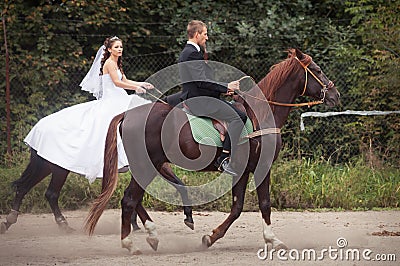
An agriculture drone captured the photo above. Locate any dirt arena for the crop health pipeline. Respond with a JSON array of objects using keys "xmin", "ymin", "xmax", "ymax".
[{"xmin": 0, "ymin": 209, "xmax": 399, "ymax": 265}]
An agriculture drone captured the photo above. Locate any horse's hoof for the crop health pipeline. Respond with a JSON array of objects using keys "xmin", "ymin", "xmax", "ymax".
[
  {"xmin": 275, "ymin": 243, "xmax": 289, "ymax": 250},
  {"xmin": 130, "ymin": 249, "xmax": 142, "ymax": 255},
  {"xmin": 6, "ymin": 210, "xmax": 18, "ymax": 224},
  {"xmin": 58, "ymin": 222, "xmax": 75, "ymax": 234},
  {"xmin": 0, "ymin": 222, "xmax": 7, "ymax": 234},
  {"xmin": 146, "ymin": 236, "xmax": 159, "ymax": 251},
  {"xmin": 122, "ymin": 238, "xmax": 142, "ymax": 255},
  {"xmin": 184, "ymin": 220, "xmax": 194, "ymax": 230},
  {"xmin": 63, "ymin": 226, "xmax": 75, "ymax": 234},
  {"xmin": 202, "ymin": 235, "xmax": 212, "ymax": 248}
]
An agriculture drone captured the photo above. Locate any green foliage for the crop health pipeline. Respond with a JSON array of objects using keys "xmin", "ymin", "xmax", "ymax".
[
  {"xmin": 344, "ymin": 0, "xmax": 400, "ymax": 107},
  {"xmin": 338, "ymin": 0, "xmax": 400, "ymax": 164}
]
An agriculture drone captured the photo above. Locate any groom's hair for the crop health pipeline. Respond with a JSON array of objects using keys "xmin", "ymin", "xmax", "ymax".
[{"xmin": 187, "ymin": 20, "xmax": 206, "ymax": 39}]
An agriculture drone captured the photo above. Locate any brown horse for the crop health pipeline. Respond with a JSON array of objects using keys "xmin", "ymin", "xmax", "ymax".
[{"xmin": 85, "ymin": 48, "xmax": 340, "ymax": 254}]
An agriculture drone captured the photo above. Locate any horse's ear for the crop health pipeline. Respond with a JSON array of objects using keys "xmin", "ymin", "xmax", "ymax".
[
  {"xmin": 287, "ymin": 48, "xmax": 296, "ymax": 58},
  {"xmin": 295, "ymin": 48, "xmax": 304, "ymax": 60}
]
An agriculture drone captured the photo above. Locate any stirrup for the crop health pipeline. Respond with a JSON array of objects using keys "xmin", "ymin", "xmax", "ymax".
[{"xmin": 215, "ymin": 157, "xmax": 230, "ymax": 172}]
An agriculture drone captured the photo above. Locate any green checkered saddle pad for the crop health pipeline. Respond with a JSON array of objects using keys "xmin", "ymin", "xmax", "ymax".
[{"xmin": 185, "ymin": 113, "xmax": 254, "ymax": 147}]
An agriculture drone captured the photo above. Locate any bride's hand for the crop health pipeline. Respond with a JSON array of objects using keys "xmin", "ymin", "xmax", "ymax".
[
  {"xmin": 139, "ymin": 82, "xmax": 154, "ymax": 90},
  {"xmin": 136, "ymin": 86, "xmax": 147, "ymax": 94}
]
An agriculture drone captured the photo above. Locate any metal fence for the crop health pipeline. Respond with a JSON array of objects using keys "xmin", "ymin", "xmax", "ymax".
[{"xmin": 3, "ymin": 49, "xmax": 399, "ymax": 166}]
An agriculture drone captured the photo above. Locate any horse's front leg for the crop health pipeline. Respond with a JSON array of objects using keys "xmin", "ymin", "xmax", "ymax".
[
  {"xmin": 256, "ymin": 171, "xmax": 288, "ymax": 250},
  {"xmin": 202, "ymin": 172, "xmax": 249, "ymax": 248}
]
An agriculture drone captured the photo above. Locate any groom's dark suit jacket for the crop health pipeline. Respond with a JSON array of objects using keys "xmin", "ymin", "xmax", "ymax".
[{"xmin": 178, "ymin": 43, "xmax": 228, "ymax": 114}]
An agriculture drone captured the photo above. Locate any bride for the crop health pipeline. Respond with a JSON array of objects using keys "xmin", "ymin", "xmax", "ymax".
[{"xmin": 24, "ymin": 36, "xmax": 153, "ymax": 183}]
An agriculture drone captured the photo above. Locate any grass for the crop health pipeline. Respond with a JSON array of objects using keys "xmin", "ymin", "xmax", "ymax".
[
  {"xmin": 271, "ymin": 157, "xmax": 400, "ymax": 210},
  {"xmin": 0, "ymin": 152, "xmax": 398, "ymax": 215}
]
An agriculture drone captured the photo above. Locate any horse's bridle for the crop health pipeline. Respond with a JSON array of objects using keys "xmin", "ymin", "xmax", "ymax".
[
  {"xmin": 294, "ymin": 56, "xmax": 333, "ymax": 103},
  {"xmin": 237, "ymin": 56, "xmax": 334, "ymax": 108},
  {"xmin": 240, "ymin": 56, "xmax": 335, "ymax": 140}
]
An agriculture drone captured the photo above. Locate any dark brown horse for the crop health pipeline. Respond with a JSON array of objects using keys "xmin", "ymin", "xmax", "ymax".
[{"xmin": 85, "ymin": 48, "xmax": 340, "ymax": 254}]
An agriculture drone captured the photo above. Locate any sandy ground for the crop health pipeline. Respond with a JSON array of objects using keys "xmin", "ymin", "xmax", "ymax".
[{"xmin": 0, "ymin": 209, "xmax": 399, "ymax": 266}]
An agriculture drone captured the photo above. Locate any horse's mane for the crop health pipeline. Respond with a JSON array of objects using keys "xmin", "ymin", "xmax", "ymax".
[
  {"xmin": 257, "ymin": 49, "xmax": 312, "ymax": 102},
  {"xmin": 238, "ymin": 49, "xmax": 312, "ymax": 130}
]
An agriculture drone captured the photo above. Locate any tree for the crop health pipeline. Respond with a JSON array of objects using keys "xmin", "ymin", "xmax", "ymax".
[{"xmin": 341, "ymin": 0, "xmax": 400, "ymax": 165}]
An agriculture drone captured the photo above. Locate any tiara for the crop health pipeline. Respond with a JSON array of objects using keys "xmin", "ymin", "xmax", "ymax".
[{"xmin": 110, "ymin": 36, "xmax": 119, "ymax": 40}]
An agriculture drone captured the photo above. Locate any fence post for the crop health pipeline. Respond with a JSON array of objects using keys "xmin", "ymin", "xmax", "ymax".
[{"xmin": 2, "ymin": 15, "xmax": 12, "ymax": 164}]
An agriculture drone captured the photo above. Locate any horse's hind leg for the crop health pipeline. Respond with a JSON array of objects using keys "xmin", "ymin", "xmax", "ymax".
[
  {"xmin": 121, "ymin": 176, "xmax": 150, "ymax": 254},
  {"xmin": 1, "ymin": 150, "xmax": 51, "ymax": 234},
  {"xmin": 135, "ymin": 203, "xmax": 159, "ymax": 251},
  {"xmin": 119, "ymin": 166, "xmax": 141, "ymax": 231},
  {"xmin": 46, "ymin": 164, "xmax": 74, "ymax": 233},
  {"xmin": 159, "ymin": 163, "xmax": 194, "ymax": 230},
  {"xmin": 121, "ymin": 174, "xmax": 158, "ymax": 254},
  {"xmin": 130, "ymin": 210, "xmax": 141, "ymax": 231}
]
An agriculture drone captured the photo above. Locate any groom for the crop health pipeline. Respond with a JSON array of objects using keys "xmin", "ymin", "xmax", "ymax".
[{"xmin": 178, "ymin": 20, "xmax": 247, "ymax": 176}]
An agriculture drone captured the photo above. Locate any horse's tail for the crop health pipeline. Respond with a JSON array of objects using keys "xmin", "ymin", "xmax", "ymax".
[{"xmin": 84, "ymin": 112, "xmax": 125, "ymax": 235}]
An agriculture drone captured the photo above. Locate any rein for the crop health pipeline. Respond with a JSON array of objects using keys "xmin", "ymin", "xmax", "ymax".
[
  {"xmin": 236, "ymin": 89, "xmax": 323, "ymax": 108},
  {"xmin": 141, "ymin": 86, "xmax": 169, "ymax": 104}
]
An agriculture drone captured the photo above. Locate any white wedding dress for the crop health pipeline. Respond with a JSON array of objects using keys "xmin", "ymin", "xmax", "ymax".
[{"xmin": 24, "ymin": 70, "xmax": 151, "ymax": 183}]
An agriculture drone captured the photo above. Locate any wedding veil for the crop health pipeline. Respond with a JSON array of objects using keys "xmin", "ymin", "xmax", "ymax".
[{"xmin": 80, "ymin": 45, "xmax": 105, "ymax": 99}]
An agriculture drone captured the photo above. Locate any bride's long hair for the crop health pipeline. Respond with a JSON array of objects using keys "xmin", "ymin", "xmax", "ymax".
[{"xmin": 100, "ymin": 36, "xmax": 124, "ymax": 75}]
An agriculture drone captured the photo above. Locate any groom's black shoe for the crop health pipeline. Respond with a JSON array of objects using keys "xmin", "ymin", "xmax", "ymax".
[{"xmin": 215, "ymin": 157, "xmax": 238, "ymax": 176}]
